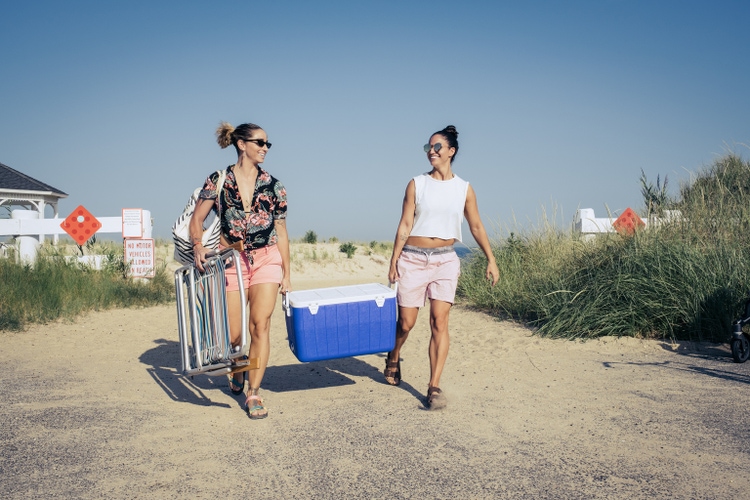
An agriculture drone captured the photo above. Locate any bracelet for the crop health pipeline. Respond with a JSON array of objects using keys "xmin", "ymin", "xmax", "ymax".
[{"xmin": 192, "ymin": 241, "xmax": 203, "ymax": 248}]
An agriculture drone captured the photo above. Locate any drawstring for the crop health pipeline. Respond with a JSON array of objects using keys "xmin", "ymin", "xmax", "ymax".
[{"xmin": 402, "ymin": 245, "xmax": 454, "ymax": 268}]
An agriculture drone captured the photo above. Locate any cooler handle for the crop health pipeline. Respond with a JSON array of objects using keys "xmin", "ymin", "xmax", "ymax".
[
  {"xmin": 282, "ymin": 292, "xmax": 290, "ymax": 317},
  {"xmin": 377, "ymin": 281, "xmax": 397, "ymax": 308}
]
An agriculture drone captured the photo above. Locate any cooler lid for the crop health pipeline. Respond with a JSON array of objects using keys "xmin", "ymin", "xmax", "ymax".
[{"xmin": 286, "ymin": 283, "xmax": 395, "ymax": 308}]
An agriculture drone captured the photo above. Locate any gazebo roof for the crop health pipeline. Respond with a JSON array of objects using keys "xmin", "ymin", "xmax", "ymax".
[{"xmin": 0, "ymin": 161, "xmax": 67, "ymax": 198}]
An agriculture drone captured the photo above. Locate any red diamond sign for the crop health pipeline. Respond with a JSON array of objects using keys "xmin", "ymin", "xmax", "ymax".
[
  {"xmin": 61, "ymin": 205, "xmax": 102, "ymax": 245},
  {"xmin": 612, "ymin": 207, "xmax": 645, "ymax": 235}
]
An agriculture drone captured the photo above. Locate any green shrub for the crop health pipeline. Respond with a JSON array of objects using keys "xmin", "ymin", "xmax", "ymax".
[
  {"xmin": 339, "ymin": 242, "xmax": 356, "ymax": 259},
  {"xmin": 303, "ymin": 230, "xmax": 317, "ymax": 244}
]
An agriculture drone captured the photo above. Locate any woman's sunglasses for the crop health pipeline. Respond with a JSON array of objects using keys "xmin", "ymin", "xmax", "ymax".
[
  {"xmin": 243, "ymin": 138, "xmax": 272, "ymax": 149},
  {"xmin": 423, "ymin": 143, "xmax": 443, "ymax": 153}
]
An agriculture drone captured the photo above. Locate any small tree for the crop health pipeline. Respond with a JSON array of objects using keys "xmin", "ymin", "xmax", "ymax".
[{"xmin": 303, "ymin": 230, "xmax": 317, "ymax": 244}]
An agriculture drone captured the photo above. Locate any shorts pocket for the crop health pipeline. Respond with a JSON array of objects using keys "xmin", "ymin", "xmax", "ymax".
[{"xmin": 269, "ymin": 247, "xmax": 283, "ymax": 266}]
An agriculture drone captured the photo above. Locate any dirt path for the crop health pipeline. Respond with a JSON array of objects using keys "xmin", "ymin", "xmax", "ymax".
[{"xmin": 2, "ymin": 285, "xmax": 750, "ymax": 499}]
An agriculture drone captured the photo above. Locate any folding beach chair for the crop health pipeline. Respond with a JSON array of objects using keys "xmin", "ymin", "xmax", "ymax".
[{"xmin": 174, "ymin": 248, "xmax": 257, "ymax": 377}]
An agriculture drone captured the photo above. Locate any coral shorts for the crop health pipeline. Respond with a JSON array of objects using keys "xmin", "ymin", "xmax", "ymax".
[
  {"xmin": 395, "ymin": 245, "xmax": 460, "ymax": 308},
  {"xmin": 223, "ymin": 244, "xmax": 283, "ymax": 292}
]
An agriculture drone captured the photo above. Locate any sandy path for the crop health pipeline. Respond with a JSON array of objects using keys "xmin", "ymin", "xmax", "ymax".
[{"xmin": 2, "ymin": 246, "xmax": 750, "ymax": 499}]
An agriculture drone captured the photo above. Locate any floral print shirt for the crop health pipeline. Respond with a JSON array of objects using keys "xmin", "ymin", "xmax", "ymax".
[{"xmin": 199, "ymin": 164, "xmax": 287, "ymax": 254}]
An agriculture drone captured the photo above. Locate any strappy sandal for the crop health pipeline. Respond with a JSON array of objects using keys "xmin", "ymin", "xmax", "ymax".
[
  {"xmin": 427, "ymin": 386, "xmax": 447, "ymax": 410},
  {"xmin": 227, "ymin": 355, "xmax": 247, "ymax": 395},
  {"xmin": 245, "ymin": 389, "xmax": 268, "ymax": 420},
  {"xmin": 384, "ymin": 358, "xmax": 401, "ymax": 386},
  {"xmin": 227, "ymin": 373, "xmax": 245, "ymax": 395}
]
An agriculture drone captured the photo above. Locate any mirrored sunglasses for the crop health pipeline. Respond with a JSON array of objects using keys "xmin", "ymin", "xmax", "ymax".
[{"xmin": 423, "ymin": 143, "xmax": 443, "ymax": 153}]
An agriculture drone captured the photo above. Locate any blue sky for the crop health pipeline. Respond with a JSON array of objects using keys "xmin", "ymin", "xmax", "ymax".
[{"xmin": 1, "ymin": 0, "xmax": 748, "ymax": 245}]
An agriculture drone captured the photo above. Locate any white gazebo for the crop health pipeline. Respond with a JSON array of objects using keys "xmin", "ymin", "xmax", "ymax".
[{"xmin": 0, "ymin": 161, "xmax": 68, "ymax": 244}]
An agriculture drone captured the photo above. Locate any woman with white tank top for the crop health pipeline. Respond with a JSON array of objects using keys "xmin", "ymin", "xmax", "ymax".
[{"xmin": 385, "ymin": 125, "xmax": 500, "ymax": 410}]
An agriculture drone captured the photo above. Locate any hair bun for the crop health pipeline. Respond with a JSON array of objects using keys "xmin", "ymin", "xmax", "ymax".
[
  {"xmin": 216, "ymin": 121, "xmax": 236, "ymax": 149},
  {"xmin": 442, "ymin": 125, "xmax": 458, "ymax": 137}
]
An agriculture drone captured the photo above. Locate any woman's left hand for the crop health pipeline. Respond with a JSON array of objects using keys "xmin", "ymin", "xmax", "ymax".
[
  {"xmin": 279, "ymin": 277, "xmax": 292, "ymax": 295},
  {"xmin": 486, "ymin": 262, "xmax": 500, "ymax": 286}
]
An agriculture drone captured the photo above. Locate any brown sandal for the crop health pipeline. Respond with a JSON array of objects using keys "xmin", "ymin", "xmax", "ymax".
[
  {"xmin": 384, "ymin": 358, "xmax": 401, "ymax": 386},
  {"xmin": 427, "ymin": 386, "xmax": 447, "ymax": 410}
]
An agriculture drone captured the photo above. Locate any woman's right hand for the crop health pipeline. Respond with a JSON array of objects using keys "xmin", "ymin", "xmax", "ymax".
[{"xmin": 193, "ymin": 243, "xmax": 210, "ymax": 272}]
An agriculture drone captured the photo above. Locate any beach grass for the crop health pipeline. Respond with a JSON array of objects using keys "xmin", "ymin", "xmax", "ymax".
[
  {"xmin": 291, "ymin": 240, "xmax": 392, "ymax": 264},
  {"xmin": 0, "ymin": 242, "xmax": 173, "ymax": 331},
  {"xmin": 458, "ymin": 152, "xmax": 750, "ymax": 342}
]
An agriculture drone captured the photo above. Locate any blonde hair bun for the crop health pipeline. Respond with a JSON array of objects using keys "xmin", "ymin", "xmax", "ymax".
[{"xmin": 216, "ymin": 121, "xmax": 235, "ymax": 149}]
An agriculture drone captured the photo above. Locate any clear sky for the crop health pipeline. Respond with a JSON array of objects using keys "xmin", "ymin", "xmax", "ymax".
[{"xmin": 1, "ymin": 0, "xmax": 748, "ymax": 245}]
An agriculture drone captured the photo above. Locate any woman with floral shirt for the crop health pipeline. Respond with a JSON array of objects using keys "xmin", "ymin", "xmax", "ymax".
[{"xmin": 190, "ymin": 121, "xmax": 290, "ymax": 420}]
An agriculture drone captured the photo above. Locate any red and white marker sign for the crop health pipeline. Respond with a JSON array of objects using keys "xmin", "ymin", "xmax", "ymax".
[{"xmin": 60, "ymin": 205, "xmax": 102, "ymax": 245}]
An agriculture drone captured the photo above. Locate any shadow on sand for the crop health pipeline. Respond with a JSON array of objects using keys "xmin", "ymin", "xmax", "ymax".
[{"xmin": 139, "ymin": 340, "xmax": 426, "ymax": 406}]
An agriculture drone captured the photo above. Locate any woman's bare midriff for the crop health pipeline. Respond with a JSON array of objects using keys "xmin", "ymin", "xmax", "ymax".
[{"xmin": 405, "ymin": 236, "xmax": 456, "ymax": 248}]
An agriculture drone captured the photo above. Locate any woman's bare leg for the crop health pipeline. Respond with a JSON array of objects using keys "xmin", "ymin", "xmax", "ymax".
[
  {"xmin": 225, "ymin": 290, "xmax": 246, "ymax": 392},
  {"xmin": 226, "ymin": 290, "xmax": 244, "ymax": 349},
  {"xmin": 245, "ymin": 282, "xmax": 279, "ymax": 417},
  {"xmin": 384, "ymin": 306, "xmax": 419, "ymax": 384},
  {"xmin": 427, "ymin": 299, "xmax": 452, "ymax": 397}
]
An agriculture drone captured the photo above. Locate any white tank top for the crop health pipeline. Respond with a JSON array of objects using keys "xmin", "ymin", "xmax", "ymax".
[{"xmin": 410, "ymin": 172, "xmax": 469, "ymax": 242}]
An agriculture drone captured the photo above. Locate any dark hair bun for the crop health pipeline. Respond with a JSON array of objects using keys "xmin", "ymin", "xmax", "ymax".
[{"xmin": 442, "ymin": 125, "xmax": 458, "ymax": 137}]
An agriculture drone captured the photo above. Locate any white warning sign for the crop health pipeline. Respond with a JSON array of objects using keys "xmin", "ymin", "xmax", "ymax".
[{"xmin": 124, "ymin": 238, "xmax": 155, "ymax": 278}]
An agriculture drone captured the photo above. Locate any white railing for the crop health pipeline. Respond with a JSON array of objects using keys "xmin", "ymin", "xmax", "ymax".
[
  {"xmin": 0, "ymin": 209, "xmax": 152, "ymax": 264},
  {"xmin": 573, "ymin": 208, "xmax": 681, "ymax": 238}
]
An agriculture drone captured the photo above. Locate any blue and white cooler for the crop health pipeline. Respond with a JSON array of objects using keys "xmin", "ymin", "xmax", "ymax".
[{"xmin": 282, "ymin": 283, "xmax": 397, "ymax": 362}]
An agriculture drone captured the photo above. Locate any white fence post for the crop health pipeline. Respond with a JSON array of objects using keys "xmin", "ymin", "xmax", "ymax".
[
  {"xmin": 12, "ymin": 210, "xmax": 40, "ymax": 264},
  {"xmin": 573, "ymin": 208, "xmax": 616, "ymax": 239}
]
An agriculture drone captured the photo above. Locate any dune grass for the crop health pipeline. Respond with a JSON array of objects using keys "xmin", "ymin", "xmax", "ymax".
[
  {"xmin": 458, "ymin": 153, "xmax": 750, "ymax": 342},
  {"xmin": 0, "ymin": 242, "xmax": 173, "ymax": 331},
  {"xmin": 292, "ymin": 243, "xmax": 336, "ymax": 264},
  {"xmin": 291, "ymin": 240, "xmax": 393, "ymax": 265}
]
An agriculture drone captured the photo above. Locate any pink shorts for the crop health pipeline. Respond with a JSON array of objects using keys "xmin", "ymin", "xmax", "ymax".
[
  {"xmin": 223, "ymin": 244, "xmax": 283, "ymax": 292},
  {"xmin": 396, "ymin": 245, "xmax": 460, "ymax": 308}
]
